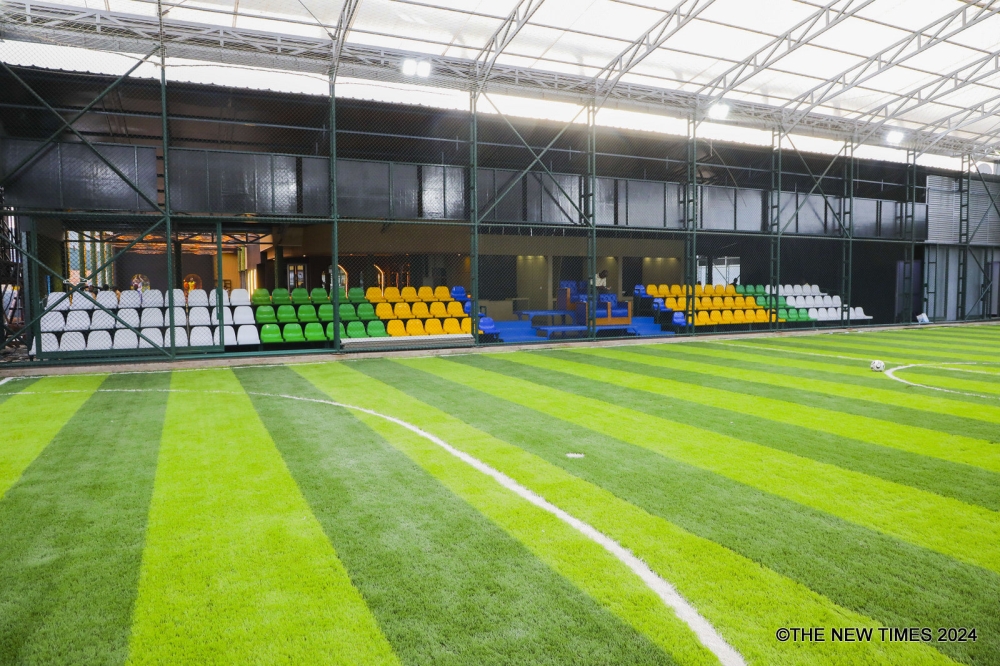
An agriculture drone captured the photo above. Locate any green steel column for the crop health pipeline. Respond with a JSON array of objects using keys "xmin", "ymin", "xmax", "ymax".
[
  {"xmin": 470, "ymin": 91, "xmax": 479, "ymax": 345},
  {"xmin": 158, "ymin": 16, "xmax": 175, "ymax": 356},
  {"xmin": 216, "ymin": 220, "xmax": 224, "ymax": 346},
  {"xmin": 330, "ymin": 76, "xmax": 340, "ymax": 351},
  {"xmin": 769, "ymin": 129, "xmax": 782, "ymax": 331},
  {"xmin": 842, "ymin": 141, "xmax": 854, "ymax": 325},
  {"xmin": 587, "ymin": 101, "xmax": 597, "ymax": 338},
  {"xmin": 685, "ymin": 116, "xmax": 698, "ymax": 334}
]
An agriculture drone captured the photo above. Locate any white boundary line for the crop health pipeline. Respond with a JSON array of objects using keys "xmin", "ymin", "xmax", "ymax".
[
  {"xmin": 705, "ymin": 341, "xmax": 872, "ymax": 362},
  {"xmin": 1, "ymin": 385, "xmax": 745, "ymax": 666},
  {"xmin": 0, "ymin": 377, "xmax": 11, "ymax": 387},
  {"xmin": 885, "ymin": 363, "xmax": 1000, "ymax": 400}
]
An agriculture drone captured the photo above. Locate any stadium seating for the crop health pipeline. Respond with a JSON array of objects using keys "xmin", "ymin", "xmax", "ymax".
[
  {"xmin": 271, "ymin": 288, "xmax": 292, "ymax": 305},
  {"xmin": 237, "ymin": 325, "xmax": 260, "ymax": 345},
  {"xmin": 368, "ymin": 320, "xmax": 390, "ymax": 337},
  {"xmin": 261, "ymin": 324, "xmax": 283, "ymax": 343},
  {"xmin": 310, "ymin": 288, "xmax": 331, "ymax": 304},
  {"xmin": 298, "ymin": 305, "xmax": 319, "ymax": 323},
  {"xmin": 251, "ymin": 288, "xmax": 272, "ymax": 305},
  {"xmin": 304, "ymin": 322, "xmax": 326, "ymax": 341},
  {"xmin": 283, "ymin": 323, "xmax": 306, "ymax": 343}
]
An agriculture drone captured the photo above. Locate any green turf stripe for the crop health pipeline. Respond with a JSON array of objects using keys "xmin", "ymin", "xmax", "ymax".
[
  {"xmin": 904, "ymin": 365, "xmax": 1000, "ymax": 385},
  {"xmin": 429, "ymin": 355, "xmax": 1000, "ymax": 576},
  {"xmin": 786, "ymin": 337, "xmax": 1000, "ymax": 362},
  {"xmin": 894, "ymin": 367, "xmax": 1000, "ymax": 395},
  {"xmin": 874, "ymin": 327, "xmax": 1000, "ymax": 343},
  {"xmin": 0, "ymin": 377, "xmax": 36, "ymax": 405},
  {"xmin": 0, "ymin": 375, "xmax": 106, "ymax": 500},
  {"xmin": 845, "ymin": 331, "xmax": 1000, "ymax": 353},
  {"xmin": 662, "ymin": 342, "xmax": 1000, "ymax": 409},
  {"xmin": 504, "ymin": 351, "xmax": 1000, "ymax": 511},
  {"xmin": 0, "ymin": 373, "xmax": 165, "ymax": 665},
  {"xmin": 125, "ymin": 369, "xmax": 398, "ymax": 666},
  {"xmin": 579, "ymin": 347, "xmax": 1000, "ymax": 466},
  {"xmin": 235, "ymin": 365, "xmax": 677, "ymax": 666},
  {"xmin": 304, "ymin": 359, "xmax": 953, "ymax": 666},
  {"xmin": 756, "ymin": 336, "xmax": 996, "ymax": 364}
]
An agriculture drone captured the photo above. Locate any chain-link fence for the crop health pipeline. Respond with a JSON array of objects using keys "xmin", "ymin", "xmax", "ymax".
[{"xmin": 1, "ymin": 1, "xmax": 997, "ymax": 366}]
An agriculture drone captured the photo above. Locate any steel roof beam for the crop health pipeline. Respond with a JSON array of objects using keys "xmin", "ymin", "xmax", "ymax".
[
  {"xmin": 696, "ymin": 0, "xmax": 877, "ymax": 101},
  {"xmin": 475, "ymin": 0, "xmax": 544, "ymax": 91},
  {"xmin": 593, "ymin": 0, "xmax": 716, "ymax": 97}
]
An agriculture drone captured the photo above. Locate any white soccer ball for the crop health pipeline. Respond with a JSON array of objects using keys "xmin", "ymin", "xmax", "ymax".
[{"xmin": 870, "ymin": 360, "xmax": 885, "ymax": 372}]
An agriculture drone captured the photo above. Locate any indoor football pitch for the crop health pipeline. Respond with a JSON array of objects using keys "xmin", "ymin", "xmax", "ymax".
[{"xmin": 1, "ymin": 324, "xmax": 999, "ymax": 666}]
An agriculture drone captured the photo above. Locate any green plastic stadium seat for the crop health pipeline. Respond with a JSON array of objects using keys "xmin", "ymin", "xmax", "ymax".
[
  {"xmin": 304, "ymin": 322, "xmax": 326, "ymax": 341},
  {"xmin": 326, "ymin": 322, "xmax": 347, "ymax": 340},
  {"xmin": 298, "ymin": 305, "xmax": 319, "ymax": 323},
  {"xmin": 260, "ymin": 323, "xmax": 282, "ymax": 343},
  {"xmin": 282, "ymin": 323, "xmax": 306, "ymax": 343},
  {"xmin": 798, "ymin": 308, "xmax": 810, "ymax": 320},
  {"xmin": 310, "ymin": 288, "xmax": 331, "ymax": 305},
  {"xmin": 339, "ymin": 303, "xmax": 359, "ymax": 322},
  {"xmin": 271, "ymin": 288, "xmax": 292, "ymax": 305},
  {"xmin": 318, "ymin": 304, "xmax": 334, "ymax": 322},
  {"xmin": 250, "ymin": 288, "xmax": 271, "ymax": 305},
  {"xmin": 291, "ymin": 288, "xmax": 311, "ymax": 305},
  {"xmin": 255, "ymin": 306, "xmax": 277, "ymax": 324},
  {"xmin": 754, "ymin": 285, "xmax": 765, "ymax": 295},
  {"xmin": 778, "ymin": 308, "xmax": 788, "ymax": 320},
  {"xmin": 367, "ymin": 320, "xmax": 389, "ymax": 337},
  {"xmin": 346, "ymin": 321, "xmax": 368, "ymax": 338},
  {"xmin": 276, "ymin": 304, "xmax": 298, "ymax": 323},
  {"xmin": 777, "ymin": 296, "xmax": 787, "ymax": 308},
  {"xmin": 356, "ymin": 303, "xmax": 377, "ymax": 321},
  {"xmin": 787, "ymin": 309, "xmax": 800, "ymax": 322},
  {"xmin": 348, "ymin": 287, "xmax": 366, "ymax": 303},
  {"xmin": 735, "ymin": 284, "xmax": 745, "ymax": 294}
]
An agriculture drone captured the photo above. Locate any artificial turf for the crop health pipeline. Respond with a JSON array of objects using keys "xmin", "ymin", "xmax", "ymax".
[{"xmin": 0, "ymin": 324, "xmax": 997, "ymax": 665}]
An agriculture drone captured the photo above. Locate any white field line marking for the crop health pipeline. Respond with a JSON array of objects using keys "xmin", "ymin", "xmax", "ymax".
[
  {"xmin": 7, "ymin": 386, "xmax": 746, "ymax": 666},
  {"xmin": 0, "ymin": 377, "xmax": 12, "ymax": 387},
  {"xmin": 885, "ymin": 363, "xmax": 1000, "ymax": 400}
]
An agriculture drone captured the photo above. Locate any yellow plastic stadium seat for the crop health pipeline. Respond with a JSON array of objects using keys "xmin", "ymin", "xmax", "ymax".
[
  {"xmin": 723, "ymin": 296, "xmax": 735, "ymax": 310},
  {"xmin": 401, "ymin": 286, "xmax": 418, "ymax": 302},
  {"xmin": 712, "ymin": 296, "xmax": 724, "ymax": 309},
  {"xmin": 406, "ymin": 318, "xmax": 426, "ymax": 335},
  {"xmin": 365, "ymin": 287, "xmax": 385, "ymax": 303},
  {"xmin": 670, "ymin": 285, "xmax": 683, "ymax": 296},
  {"xmin": 434, "ymin": 286, "xmax": 453, "ymax": 302},
  {"xmin": 411, "ymin": 302, "xmax": 431, "ymax": 319},
  {"xmin": 665, "ymin": 297, "xmax": 677, "ymax": 309},
  {"xmin": 658, "ymin": 284, "xmax": 670, "ymax": 297},
  {"xmin": 716, "ymin": 284, "xmax": 727, "ymax": 296},
  {"xmin": 386, "ymin": 320, "xmax": 408, "ymax": 336},
  {"xmin": 447, "ymin": 301, "xmax": 465, "ymax": 317},
  {"xmin": 375, "ymin": 303, "xmax": 395, "ymax": 319},
  {"xmin": 745, "ymin": 298, "xmax": 756, "ymax": 309},
  {"xmin": 429, "ymin": 302, "xmax": 448, "ymax": 318},
  {"xmin": 754, "ymin": 309, "xmax": 768, "ymax": 322},
  {"xmin": 394, "ymin": 302, "xmax": 413, "ymax": 319},
  {"xmin": 443, "ymin": 317, "xmax": 462, "ymax": 334},
  {"xmin": 733, "ymin": 310, "xmax": 746, "ymax": 323},
  {"xmin": 697, "ymin": 296, "xmax": 709, "ymax": 310},
  {"xmin": 675, "ymin": 296, "xmax": 686, "ymax": 310},
  {"xmin": 383, "ymin": 287, "xmax": 402, "ymax": 303},
  {"xmin": 695, "ymin": 311, "xmax": 711, "ymax": 325},
  {"xmin": 417, "ymin": 286, "xmax": 436, "ymax": 302},
  {"xmin": 721, "ymin": 310, "xmax": 734, "ymax": 323},
  {"xmin": 724, "ymin": 284, "xmax": 736, "ymax": 295},
  {"xmin": 735, "ymin": 296, "xmax": 745, "ymax": 308},
  {"xmin": 710, "ymin": 310, "xmax": 723, "ymax": 323},
  {"xmin": 460, "ymin": 317, "xmax": 471, "ymax": 333},
  {"xmin": 646, "ymin": 284, "xmax": 659, "ymax": 297},
  {"xmin": 695, "ymin": 284, "xmax": 704, "ymax": 296},
  {"xmin": 744, "ymin": 309, "xmax": 755, "ymax": 321},
  {"xmin": 424, "ymin": 318, "xmax": 444, "ymax": 335}
]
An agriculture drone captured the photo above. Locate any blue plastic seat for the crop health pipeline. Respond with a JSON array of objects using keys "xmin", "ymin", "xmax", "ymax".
[
  {"xmin": 652, "ymin": 297, "xmax": 665, "ymax": 311},
  {"xmin": 463, "ymin": 300, "xmax": 472, "ymax": 314},
  {"xmin": 634, "ymin": 285, "xmax": 647, "ymax": 297},
  {"xmin": 450, "ymin": 286, "xmax": 468, "ymax": 302},
  {"xmin": 672, "ymin": 312, "xmax": 687, "ymax": 326},
  {"xmin": 478, "ymin": 316, "xmax": 497, "ymax": 334}
]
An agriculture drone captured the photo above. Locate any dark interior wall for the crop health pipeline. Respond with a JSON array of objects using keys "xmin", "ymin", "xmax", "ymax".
[{"xmin": 115, "ymin": 251, "xmax": 213, "ymax": 292}]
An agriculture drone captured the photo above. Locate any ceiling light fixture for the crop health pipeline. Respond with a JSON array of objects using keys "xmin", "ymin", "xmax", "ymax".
[
  {"xmin": 886, "ymin": 130, "xmax": 904, "ymax": 145},
  {"xmin": 401, "ymin": 59, "xmax": 417, "ymax": 76},
  {"xmin": 416, "ymin": 60, "xmax": 431, "ymax": 77},
  {"xmin": 708, "ymin": 103, "xmax": 730, "ymax": 120}
]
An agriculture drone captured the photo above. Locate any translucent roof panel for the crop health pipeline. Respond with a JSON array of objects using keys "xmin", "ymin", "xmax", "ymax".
[{"xmin": 4, "ymin": 0, "xmax": 1000, "ymax": 156}]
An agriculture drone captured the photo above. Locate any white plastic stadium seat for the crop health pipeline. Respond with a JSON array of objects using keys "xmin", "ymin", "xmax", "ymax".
[
  {"xmin": 810, "ymin": 285, "xmax": 821, "ymax": 295},
  {"xmin": 41, "ymin": 333, "xmax": 59, "ymax": 352},
  {"xmin": 821, "ymin": 295, "xmax": 833, "ymax": 307},
  {"xmin": 807, "ymin": 307, "xmax": 819, "ymax": 321},
  {"xmin": 64, "ymin": 311, "xmax": 91, "ymax": 331},
  {"xmin": 187, "ymin": 289, "xmax": 209, "ymax": 307},
  {"xmin": 166, "ymin": 327, "xmax": 188, "ymax": 347},
  {"xmin": 167, "ymin": 307, "xmax": 187, "ymax": 327},
  {"xmin": 856, "ymin": 306, "xmax": 873, "ymax": 320},
  {"xmin": 189, "ymin": 326, "xmax": 212, "ymax": 346},
  {"xmin": 230, "ymin": 289, "xmax": 251, "ymax": 306},
  {"xmin": 142, "ymin": 289, "xmax": 164, "ymax": 308},
  {"xmin": 69, "ymin": 291, "xmax": 95, "ymax": 310},
  {"xmin": 90, "ymin": 310, "xmax": 115, "ymax": 330},
  {"xmin": 213, "ymin": 325, "xmax": 237, "ymax": 346},
  {"xmin": 804, "ymin": 295, "xmax": 816, "ymax": 307},
  {"xmin": 210, "ymin": 306, "xmax": 234, "ymax": 325},
  {"xmin": 208, "ymin": 289, "xmax": 230, "ymax": 307},
  {"xmin": 233, "ymin": 306, "xmax": 255, "ymax": 325},
  {"xmin": 41, "ymin": 311, "xmax": 65, "ymax": 332},
  {"xmin": 45, "ymin": 292, "xmax": 70, "ymax": 311},
  {"xmin": 119, "ymin": 290, "xmax": 142, "ymax": 309},
  {"xmin": 170, "ymin": 288, "xmax": 187, "ymax": 306},
  {"xmin": 113, "ymin": 330, "xmax": 139, "ymax": 349},
  {"xmin": 140, "ymin": 308, "xmax": 164, "ymax": 328},
  {"xmin": 86, "ymin": 330, "xmax": 112, "ymax": 351},
  {"xmin": 792, "ymin": 285, "xmax": 803, "ymax": 296},
  {"xmin": 236, "ymin": 325, "xmax": 260, "ymax": 345},
  {"xmin": 832, "ymin": 295, "xmax": 842, "ymax": 308},
  {"xmin": 139, "ymin": 328, "xmax": 164, "ymax": 348},
  {"xmin": 115, "ymin": 308, "xmax": 139, "ymax": 329},
  {"xmin": 783, "ymin": 284, "xmax": 794, "ymax": 296},
  {"xmin": 58, "ymin": 331, "xmax": 86, "ymax": 352},
  {"xmin": 96, "ymin": 290, "xmax": 119, "ymax": 310},
  {"xmin": 188, "ymin": 306, "xmax": 210, "ymax": 326}
]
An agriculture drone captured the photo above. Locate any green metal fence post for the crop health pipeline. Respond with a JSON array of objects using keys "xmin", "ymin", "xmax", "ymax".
[
  {"xmin": 330, "ymin": 75, "xmax": 340, "ymax": 352},
  {"xmin": 470, "ymin": 91, "xmax": 479, "ymax": 346}
]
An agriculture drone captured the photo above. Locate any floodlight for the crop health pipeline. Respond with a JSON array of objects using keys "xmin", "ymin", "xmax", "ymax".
[
  {"xmin": 416, "ymin": 60, "xmax": 431, "ymax": 77},
  {"xmin": 708, "ymin": 103, "xmax": 730, "ymax": 120},
  {"xmin": 885, "ymin": 131, "xmax": 904, "ymax": 145},
  {"xmin": 402, "ymin": 59, "xmax": 417, "ymax": 76}
]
